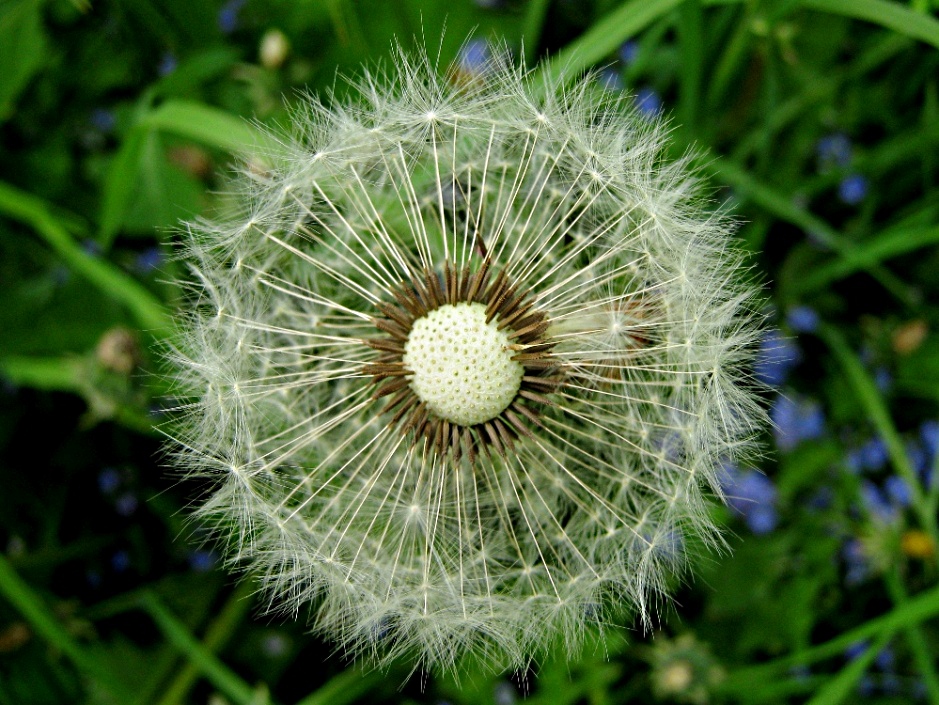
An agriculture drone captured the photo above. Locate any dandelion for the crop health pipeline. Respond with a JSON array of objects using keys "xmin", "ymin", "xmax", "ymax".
[{"xmin": 167, "ymin": 46, "xmax": 764, "ymax": 672}]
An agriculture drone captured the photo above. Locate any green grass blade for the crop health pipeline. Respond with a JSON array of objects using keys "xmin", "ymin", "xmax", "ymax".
[
  {"xmin": 154, "ymin": 582, "xmax": 256, "ymax": 705},
  {"xmin": 535, "ymin": 0, "xmax": 684, "ymax": 86},
  {"xmin": 820, "ymin": 324, "xmax": 937, "ymax": 541},
  {"xmin": 711, "ymin": 158, "xmax": 916, "ymax": 304},
  {"xmin": 294, "ymin": 667, "xmax": 384, "ymax": 705},
  {"xmin": 0, "ymin": 181, "xmax": 169, "ymax": 332},
  {"xmin": 790, "ymin": 226, "xmax": 939, "ymax": 295},
  {"xmin": 721, "ymin": 581, "xmax": 939, "ymax": 691},
  {"xmin": 806, "ymin": 629, "xmax": 894, "ymax": 705},
  {"xmin": 802, "ymin": 0, "xmax": 939, "ymax": 50},
  {"xmin": 140, "ymin": 591, "xmax": 267, "ymax": 705},
  {"xmin": 0, "ymin": 554, "xmax": 134, "ymax": 701},
  {"xmin": 0, "ymin": 356, "xmax": 82, "ymax": 391},
  {"xmin": 521, "ymin": 0, "xmax": 552, "ymax": 64},
  {"xmin": 884, "ymin": 570, "xmax": 939, "ymax": 703},
  {"xmin": 677, "ymin": 0, "xmax": 704, "ymax": 132}
]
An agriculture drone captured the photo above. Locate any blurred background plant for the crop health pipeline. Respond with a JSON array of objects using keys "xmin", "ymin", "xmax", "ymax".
[{"xmin": 1, "ymin": 0, "xmax": 939, "ymax": 703}]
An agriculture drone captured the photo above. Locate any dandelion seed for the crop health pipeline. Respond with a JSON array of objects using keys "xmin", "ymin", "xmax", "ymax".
[{"xmin": 166, "ymin": 45, "xmax": 764, "ymax": 672}]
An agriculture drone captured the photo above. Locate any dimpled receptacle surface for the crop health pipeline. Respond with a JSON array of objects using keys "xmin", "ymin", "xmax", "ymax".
[{"xmin": 403, "ymin": 302, "xmax": 524, "ymax": 426}]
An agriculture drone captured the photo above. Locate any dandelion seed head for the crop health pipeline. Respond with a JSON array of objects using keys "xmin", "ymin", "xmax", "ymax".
[{"xmin": 166, "ymin": 44, "xmax": 765, "ymax": 673}]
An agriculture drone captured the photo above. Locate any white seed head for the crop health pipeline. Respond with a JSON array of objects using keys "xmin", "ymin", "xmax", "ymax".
[
  {"xmin": 166, "ymin": 42, "xmax": 765, "ymax": 673},
  {"xmin": 403, "ymin": 303, "xmax": 523, "ymax": 426}
]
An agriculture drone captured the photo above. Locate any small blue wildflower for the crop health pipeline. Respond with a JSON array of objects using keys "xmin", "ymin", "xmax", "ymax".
[
  {"xmin": 134, "ymin": 247, "xmax": 164, "ymax": 274},
  {"xmin": 859, "ymin": 437, "xmax": 888, "ymax": 471},
  {"xmin": 97, "ymin": 467, "xmax": 121, "ymax": 494},
  {"xmin": 786, "ymin": 306, "xmax": 819, "ymax": 334},
  {"xmin": 771, "ymin": 394, "xmax": 825, "ymax": 452},
  {"xmin": 494, "ymin": 681, "xmax": 516, "ymax": 705},
  {"xmin": 906, "ymin": 440, "xmax": 928, "ymax": 477},
  {"xmin": 720, "ymin": 464, "xmax": 779, "ymax": 535},
  {"xmin": 217, "ymin": 0, "xmax": 245, "ymax": 34},
  {"xmin": 861, "ymin": 481, "xmax": 898, "ymax": 523},
  {"xmin": 90, "ymin": 108, "xmax": 116, "ymax": 133},
  {"xmin": 845, "ymin": 640, "xmax": 869, "ymax": 661},
  {"xmin": 458, "ymin": 38, "xmax": 492, "ymax": 76},
  {"xmin": 881, "ymin": 673, "xmax": 900, "ymax": 694},
  {"xmin": 634, "ymin": 87, "xmax": 662, "ymax": 117},
  {"xmin": 114, "ymin": 492, "xmax": 138, "ymax": 517},
  {"xmin": 158, "ymin": 52, "xmax": 178, "ymax": 76},
  {"xmin": 187, "ymin": 549, "xmax": 217, "ymax": 573},
  {"xmin": 874, "ymin": 645, "xmax": 894, "ymax": 671},
  {"xmin": 753, "ymin": 330, "xmax": 802, "ymax": 386},
  {"xmin": 261, "ymin": 632, "xmax": 290, "ymax": 658},
  {"xmin": 921, "ymin": 420, "xmax": 938, "ymax": 459},
  {"xmin": 842, "ymin": 538, "xmax": 870, "ymax": 585},
  {"xmin": 598, "ymin": 67, "xmax": 624, "ymax": 92},
  {"xmin": 838, "ymin": 174, "xmax": 868, "ymax": 205},
  {"xmin": 845, "ymin": 447, "xmax": 864, "ymax": 474},
  {"xmin": 857, "ymin": 675, "xmax": 875, "ymax": 697},
  {"xmin": 884, "ymin": 475, "xmax": 911, "ymax": 508},
  {"xmin": 873, "ymin": 366, "xmax": 892, "ymax": 393},
  {"xmin": 618, "ymin": 40, "xmax": 639, "ymax": 65},
  {"xmin": 816, "ymin": 133, "xmax": 852, "ymax": 171},
  {"xmin": 86, "ymin": 569, "xmax": 102, "ymax": 588},
  {"xmin": 111, "ymin": 550, "xmax": 131, "ymax": 572},
  {"xmin": 81, "ymin": 239, "xmax": 102, "ymax": 257},
  {"xmin": 807, "ymin": 485, "xmax": 834, "ymax": 511}
]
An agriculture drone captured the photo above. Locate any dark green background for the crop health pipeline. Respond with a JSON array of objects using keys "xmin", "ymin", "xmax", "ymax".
[{"xmin": 2, "ymin": 0, "xmax": 939, "ymax": 703}]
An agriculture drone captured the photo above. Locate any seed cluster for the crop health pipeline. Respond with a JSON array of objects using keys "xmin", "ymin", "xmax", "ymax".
[{"xmin": 363, "ymin": 259, "xmax": 564, "ymax": 462}]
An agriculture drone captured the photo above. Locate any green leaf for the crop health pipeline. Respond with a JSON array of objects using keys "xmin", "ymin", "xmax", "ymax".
[
  {"xmin": 141, "ymin": 100, "xmax": 277, "ymax": 155},
  {"xmin": 0, "ymin": 181, "xmax": 168, "ymax": 332},
  {"xmin": 0, "ymin": 0, "xmax": 47, "ymax": 122},
  {"xmin": 122, "ymin": 131, "xmax": 203, "ymax": 235},
  {"xmin": 535, "ymin": 0, "xmax": 685, "ymax": 86},
  {"xmin": 789, "ymin": 226, "xmax": 939, "ymax": 295},
  {"xmin": 801, "ymin": 0, "xmax": 939, "ymax": 51}
]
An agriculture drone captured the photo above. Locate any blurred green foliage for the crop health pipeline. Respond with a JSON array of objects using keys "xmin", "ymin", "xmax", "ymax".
[{"xmin": 2, "ymin": 0, "xmax": 939, "ymax": 704}]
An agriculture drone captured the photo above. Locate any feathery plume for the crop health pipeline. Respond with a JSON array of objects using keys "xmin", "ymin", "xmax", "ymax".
[{"xmin": 167, "ymin": 44, "xmax": 764, "ymax": 673}]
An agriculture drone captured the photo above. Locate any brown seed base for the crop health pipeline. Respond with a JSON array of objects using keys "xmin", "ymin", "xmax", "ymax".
[{"xmin": 362, "ymin": 260, "xmax": 564, "ymax": 463}]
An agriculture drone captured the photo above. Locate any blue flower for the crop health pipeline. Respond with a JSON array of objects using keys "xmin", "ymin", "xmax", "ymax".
[
  {"xmin": 786, "ymin": 306, "xmax": 819, "ymax": 334},
  {"xmin": 90, "ymin": 108, "xmax": 116, "ymax": 133},
  {"xmin": 98, "ymin": 467, "xmax": 121, "ymax": 494},
  {"xmin": 846, "ymin": 437, "xmax": 888, "ymax": 474},
  {"xmin": 771, "ymin": 394, "xmax": 825, "ymax": 451},
  {"xmin": 720, "ymin": 464, "xmax": 779, "ymax": 535},
  {"xmin": 114, "ymin": 492, "xmax": 138, "ymax": 517},
  {"xmin": 861, "ymin": 481, "xmax": 899, "ymax": 523},
  {"xmin": 458, "ymin": 38, "xmax": 492, "ymax": 76},
  {"xmin": 634, "ymin": 87, "xmax": 662, "ymax": 117},
  {"xmin": 188, "ymin": 549, "xmax": 217, "ymax": 573},
  {"xmin": 218, "ymin": 0, "xmax": 245, "ymax": 34},
  {"xmin": 921, "ymin": 420, "xmax": 938, "ymax": 459},
  {"xmin": 816, "ymin": 133, "xmax": 852, "ymax": 171},
  {"xmin": 842, "ymin": 539, "xmax": 870, "ymax": 585},
  {"xmin": 838, "ymin": 174, "xmax": 868, "ymax": 205},
  {"xmin": 111, "ymin": 550, "xmax": 131, "ymax": 573},
  {"xmin": 81, "ymin": 239, "xmax": 102, "ymax": 257},
  {"xmin": 158, "ymin": 52, "xmax": 178, "ymax": 76},
  {"xmin": 845, "ymin": 640, "xmax": 869, "ymax": 660},
  {"xmin": 754, "ymin": 330, "xmax": 801, "ymax": 386},
  {"xmin": 134, "ymin": 247, "xmax": 164, "ymax": 274},
  {"xmin": 874, "ymin": 645, "xmax": 894, "ymax": 671},
  {"xmin": 618, "ymin": 40, "xmax": 639, "ymax": 65},
  {"xmin": 873, "ymin": 366, "xmax": 892, "ymax": 393},
  {"xmin": 598, "ymin": 67, "xmax": 624, "ymax": 92},
  {"xmin": 884, "ymin": 475, "xmax": 911, "ymax": 508}
]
